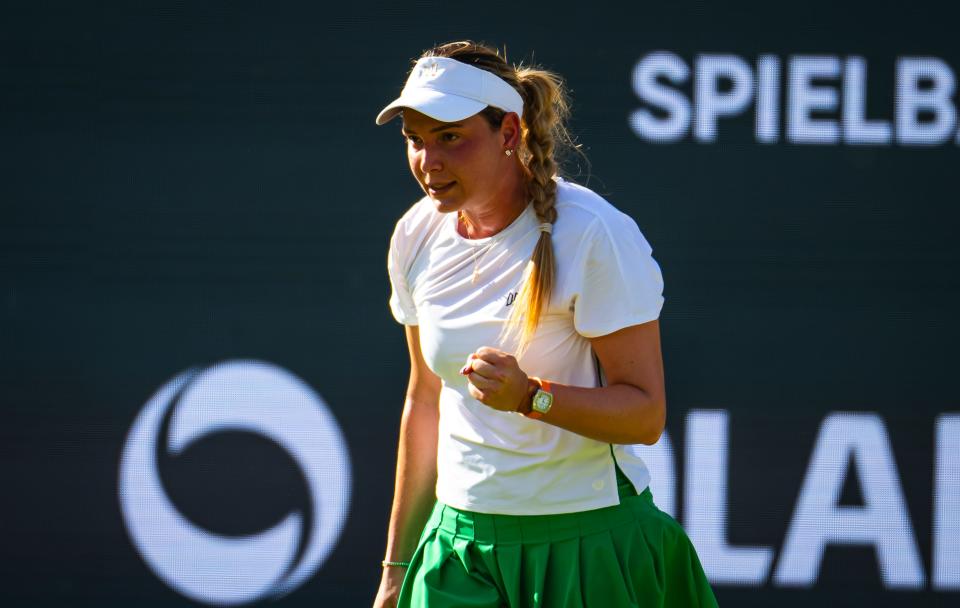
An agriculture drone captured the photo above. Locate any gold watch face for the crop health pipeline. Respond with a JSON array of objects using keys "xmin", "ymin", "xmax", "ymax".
[{"xmin": 532, "ymin": 390, "xmax": 553, "ymax": 413}]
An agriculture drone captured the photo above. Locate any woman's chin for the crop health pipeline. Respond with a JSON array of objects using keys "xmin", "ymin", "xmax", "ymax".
[{"xmin": 430, "ymin": 196, "xmax": 462, "ymax": 214}]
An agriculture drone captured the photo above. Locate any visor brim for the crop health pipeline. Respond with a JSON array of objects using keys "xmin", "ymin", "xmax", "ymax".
[{"xmin": 375, "ymin": 88, "xmax": 488, "ymax": 125}]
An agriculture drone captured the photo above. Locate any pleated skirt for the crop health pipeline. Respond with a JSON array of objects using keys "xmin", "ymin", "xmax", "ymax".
[{"xmin": 397, "ymin": 483, "xmax": 718, "ymax": 608}]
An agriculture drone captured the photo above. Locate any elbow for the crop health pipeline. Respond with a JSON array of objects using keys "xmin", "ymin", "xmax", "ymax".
[
  {"xmin": 605, "ymin": 385, "xmax": 666, "ymax": 445},
  {"xmin": 638, "ymin": 417, "xmax": 665, "ymax": 445},
  {"xmin": 633, "ymin": 395, "xmax": 666, "ymax": 446}
]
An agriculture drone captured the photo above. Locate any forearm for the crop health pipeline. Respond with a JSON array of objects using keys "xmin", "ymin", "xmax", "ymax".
[
  {"xmin": 382, "ymin": 396, "xmax": 439, "ymax": 562},
  {"xmin": 534, "ymin": 381, "xmax": 665, "ymax": 445}
]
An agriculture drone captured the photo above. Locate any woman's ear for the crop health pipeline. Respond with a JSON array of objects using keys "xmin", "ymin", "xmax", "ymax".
[{"xmin": 500, "ymin": 112, "xmax": 522, "ymax": 150}]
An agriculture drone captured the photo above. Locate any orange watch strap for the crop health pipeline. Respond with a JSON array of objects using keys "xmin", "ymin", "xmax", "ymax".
[{"xmin": 523, "ymin": 377, "xmax": 551, "ymax": 419}]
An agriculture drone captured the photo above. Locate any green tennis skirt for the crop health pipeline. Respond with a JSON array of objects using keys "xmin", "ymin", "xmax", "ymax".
[{"xmin": 397, "ymin": 471, "xmax": 718, "ymax": 608}]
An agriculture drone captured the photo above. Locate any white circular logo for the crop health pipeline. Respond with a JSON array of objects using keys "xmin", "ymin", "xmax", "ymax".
[{"xmin": 118, "ymin": 360, "xmax": 352, "ymax": 605}]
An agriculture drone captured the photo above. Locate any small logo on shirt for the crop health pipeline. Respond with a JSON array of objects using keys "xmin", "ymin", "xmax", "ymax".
[{"xmin": 505, "ymin": 291, "xmax": 518, "ymax": 307}]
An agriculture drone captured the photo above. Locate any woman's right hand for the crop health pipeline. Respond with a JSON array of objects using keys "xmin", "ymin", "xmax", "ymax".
[{"xmin": 373, "ymin": 566, "xmax": 407, "ymax": 608}]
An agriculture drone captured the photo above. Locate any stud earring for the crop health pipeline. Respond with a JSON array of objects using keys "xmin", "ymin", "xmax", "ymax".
[{"xmin": 504, "ymin": 149, "xmax": 513, "ymax": 156}]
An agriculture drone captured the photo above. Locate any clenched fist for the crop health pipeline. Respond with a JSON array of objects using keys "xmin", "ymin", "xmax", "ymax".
[{"xmin": 459, "ymin": 346, "xmax": 533, "ymax": 412}]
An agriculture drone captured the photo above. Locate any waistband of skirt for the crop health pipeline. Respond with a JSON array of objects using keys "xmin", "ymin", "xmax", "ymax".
[{"xmin": 428, "ymin": 487, "xmax": 654, "ymax": 545}]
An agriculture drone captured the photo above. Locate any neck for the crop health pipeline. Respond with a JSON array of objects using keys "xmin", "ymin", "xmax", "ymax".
[{"xmin": 458, "ymin": 181, "xmax": 529, "ymax": 239}]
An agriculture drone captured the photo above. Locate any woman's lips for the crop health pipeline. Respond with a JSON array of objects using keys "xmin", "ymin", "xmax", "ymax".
[{"xmin": 427, "ymin": 181, "xmax": 455, "ymax": 196}]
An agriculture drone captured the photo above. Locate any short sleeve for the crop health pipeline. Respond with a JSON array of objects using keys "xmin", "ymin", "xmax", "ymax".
[
  {"xmin": 387, "ymin": 228, "xmax": 419, "ymax": 326},
  {"xmin": 571, "ymin": 214, "xmax": 664, "ymax": 338}
]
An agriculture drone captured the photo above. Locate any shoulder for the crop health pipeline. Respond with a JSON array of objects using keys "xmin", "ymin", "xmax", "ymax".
[
  {"xmin": 392, "ymin": 195, "xmax": 444, "ymax": 242},
  {"xmin": 389, "ymin": 196, "xmax": 446, "ymax": 268},
  {"xmin": 553, "ymin": 178, "xmax": 652, "ymax": 254}
]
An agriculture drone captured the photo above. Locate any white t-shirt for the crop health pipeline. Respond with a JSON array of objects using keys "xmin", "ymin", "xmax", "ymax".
[{"xmin": 387, "ymin": 178, "xmax": 664, "ymax": 515}]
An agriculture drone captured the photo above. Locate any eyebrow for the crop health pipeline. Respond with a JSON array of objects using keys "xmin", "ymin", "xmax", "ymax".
[{"xmin": 401, "ymin": 123, "xmax": 464, "ymax": 135}]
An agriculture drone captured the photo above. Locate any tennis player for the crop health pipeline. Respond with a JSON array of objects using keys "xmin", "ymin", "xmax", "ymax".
[{"xmin": 373, "ymin": 40, "xmax": 718, "ymax": 608}]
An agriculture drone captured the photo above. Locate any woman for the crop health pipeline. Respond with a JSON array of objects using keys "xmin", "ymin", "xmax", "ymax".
[{"xmin": 373, "ymin": 41, "xmax": 718, "ymax": 608}]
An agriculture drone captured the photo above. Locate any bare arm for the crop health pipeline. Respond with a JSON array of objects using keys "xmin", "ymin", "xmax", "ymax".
[
  {"xmin": 547, "ymin": 320, "xmax": 665, "ymax": 444},
  {"xmin": 464, "ymin": 320, "xmax": 665, "ymax": 445},
  {"xmin": 374, "ymin": 325, "xmax": 441, "ymax": 607}
]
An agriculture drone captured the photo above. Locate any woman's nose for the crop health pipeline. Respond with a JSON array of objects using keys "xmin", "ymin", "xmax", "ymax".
[{"xmin": 419, "ymin": 144, "xmax": 443, "ymax": 173}]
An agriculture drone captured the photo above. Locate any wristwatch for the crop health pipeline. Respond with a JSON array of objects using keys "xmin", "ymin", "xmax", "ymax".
[{"xmin": 519, "ymin": 377, "xmax": 553, "ymax": 419}]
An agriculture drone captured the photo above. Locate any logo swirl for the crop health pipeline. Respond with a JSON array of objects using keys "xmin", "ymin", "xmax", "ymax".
[{"xmin": 118, "ymin": 360, "xmax": 352, "ymax": 605}]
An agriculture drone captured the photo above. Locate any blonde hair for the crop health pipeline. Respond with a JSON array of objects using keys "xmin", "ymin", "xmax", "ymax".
[{"xmin": 421, "ymin": 41, "xmax": 579, "ymax": 356}]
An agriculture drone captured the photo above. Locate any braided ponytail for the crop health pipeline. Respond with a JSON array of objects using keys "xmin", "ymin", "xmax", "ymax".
[{"xmin": 500, "ymin": 67, "xmax": 572, "ymax": 355}]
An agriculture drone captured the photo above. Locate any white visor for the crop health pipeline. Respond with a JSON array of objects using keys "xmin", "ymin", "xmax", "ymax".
[{"xmin": 376, "ymin": 56, "xmax": 524, "ymax": 125}]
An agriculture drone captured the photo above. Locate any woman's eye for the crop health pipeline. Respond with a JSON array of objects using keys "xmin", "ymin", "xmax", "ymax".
[
  {"xmin": 441, "ymin": 132, "xmax": 459, "ymax": 142},
  {"xmin": 405, "ymin": 135, "xmax": 422, "ymax": 146}
]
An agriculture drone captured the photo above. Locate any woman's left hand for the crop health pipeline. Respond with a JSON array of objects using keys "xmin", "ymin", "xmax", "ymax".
[{"xmin": 460, "ymin": 347, "xmax": 530, "ymax": 412}]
